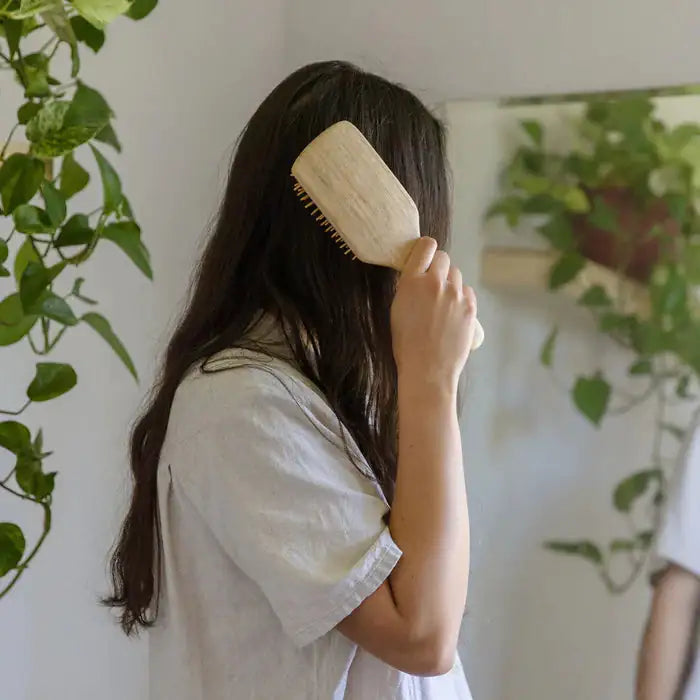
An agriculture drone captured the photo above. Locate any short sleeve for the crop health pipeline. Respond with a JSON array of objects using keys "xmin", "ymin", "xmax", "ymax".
[
  {"xmin": 175, "ymin": 366, "xmax": 402, "ymax": 647},
  {"xmin": 654, "ymin": 425, "xmax": 700, "ymax": 579}
]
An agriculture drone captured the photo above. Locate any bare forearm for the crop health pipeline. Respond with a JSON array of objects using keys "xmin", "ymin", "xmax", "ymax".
[
  {"xmin": 388, "ymin": 375, "xmax": 469, "ymax": 654},
  {"xmin": 637, "ymin": 567, "xmax": 700, "ymax": 700}
]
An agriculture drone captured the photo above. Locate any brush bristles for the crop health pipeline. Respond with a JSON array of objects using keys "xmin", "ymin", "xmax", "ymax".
[{"xmin": 291, "ymin": 176, "xmax": 357, "ymax": 260}]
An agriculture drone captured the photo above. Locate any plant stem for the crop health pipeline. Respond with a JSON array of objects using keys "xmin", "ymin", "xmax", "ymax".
[
  {"xmin": 41, "ymin": 317, "xmax": 50, "ymax": 354},
  {"xmin": 0, "ymin": 399, "xmax": 31, "ymax": 416},
  {"xmin": 0, "ymin": 501, "xmax": 51, "ymax": 600},
  {"xmin": 0, "ymin": 122, "xmax": 20, "ymax": 161}
]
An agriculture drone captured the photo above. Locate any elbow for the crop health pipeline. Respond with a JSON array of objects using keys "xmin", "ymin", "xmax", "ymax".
[{"xmin": 399, "ymin": 632, "xmax": 458, "ymax": 677}]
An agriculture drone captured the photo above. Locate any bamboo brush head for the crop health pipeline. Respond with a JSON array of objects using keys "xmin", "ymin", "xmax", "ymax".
[{"xmin": 291, "ymin": 120, "xmax": 484, "ymax": 350}]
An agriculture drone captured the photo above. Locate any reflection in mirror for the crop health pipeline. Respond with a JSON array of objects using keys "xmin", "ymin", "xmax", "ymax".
[{"xmin": 446, "ymin": 83, "xmax": 700, "ymax": 699}]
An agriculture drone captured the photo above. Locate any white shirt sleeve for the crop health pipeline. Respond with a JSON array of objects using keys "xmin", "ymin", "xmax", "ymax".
[
  {"xmin": 175, "ymin": 365, "xmax": 402, "ymax": 647},
  {"xmin": 655, "ymin": 424, "xmax": 700, "ymax": 578}
]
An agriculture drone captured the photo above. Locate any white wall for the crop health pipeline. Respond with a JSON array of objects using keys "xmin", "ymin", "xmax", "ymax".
[
  {"xmin": 0, "ymin": 2, "xmax": 285, "ymax": 699},
  {"xmin": 284, "ymin": 0, "xmax": 700, "ymax": 104}
]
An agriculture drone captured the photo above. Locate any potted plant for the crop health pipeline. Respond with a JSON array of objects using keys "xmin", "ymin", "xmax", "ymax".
[
  {"xmin": 0, "ymin": 0, "xmax": 157, "ymax": 599},
  {"xmin": 487, "ymin": 92, "xmax": 700, "ymax": 592}
]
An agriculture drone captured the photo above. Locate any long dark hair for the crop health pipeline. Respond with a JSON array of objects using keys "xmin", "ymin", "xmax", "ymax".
[{"xmin": 105, "ymin": 60, "xmax": 451, "ymax": 634}]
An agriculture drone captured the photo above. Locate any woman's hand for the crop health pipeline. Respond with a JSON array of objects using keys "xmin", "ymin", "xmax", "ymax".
[{"xmin": 391, "ymin": 237, "xmax": 477, "ymax": 390}]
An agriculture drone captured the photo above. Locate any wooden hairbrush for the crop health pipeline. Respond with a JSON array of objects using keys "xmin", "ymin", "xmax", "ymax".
[{"xmin": 291, "ymin": 120, "xmax": 484, "ymax": 350}]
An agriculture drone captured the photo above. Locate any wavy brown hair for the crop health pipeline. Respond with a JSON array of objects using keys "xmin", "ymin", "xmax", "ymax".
[{"xmin": 105, "ymin": 60, "xmax": 451, "ymax": 634}]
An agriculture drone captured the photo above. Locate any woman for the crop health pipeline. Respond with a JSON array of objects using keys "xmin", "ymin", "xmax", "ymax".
[{"xmin": 106, "ymin": 61, "xmax": 477, "ymax": 699}]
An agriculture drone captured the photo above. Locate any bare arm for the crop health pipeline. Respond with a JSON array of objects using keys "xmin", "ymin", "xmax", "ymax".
[
  {"xmin": 337, "ymin": 238, "xmax": 474, "ymax": 675},
  {"xmin": 637, "ymin": 564, "xmax": 700, "ymax": 700}
]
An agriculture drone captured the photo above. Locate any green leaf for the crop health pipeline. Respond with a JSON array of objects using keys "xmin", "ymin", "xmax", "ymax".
[
  {"xmin": 41, "ymin": 180, "xmax": 66, "ymax": 227},
  {"xmin": 82, "ymin": 312, "xmax": 137, "ymax": 379},
  {"xmin": 628, "ymin": 358, "xmax": 652, "ymax": 375},
  {"xmin": 538, "ymin": 216, "xmax": 575, "ymax": 251},
  {"xmin": 485, "ymin": 196, "xmax": 522, "ymax": 228},
  {"xmin": 0, "ymin": 294, "xmax": 37, "ymax": 346},
  {"xmin": 63, "ymin": 82, "xmax": 112, "ymax": 130},
  {"xmin": 587, "ymin": 195, "xmax": 618, "ymax": 233},
  {"xmin": 54, "ymin": 213, "xmax": 93, "ymax": 247},
  {"xmin": 9, "ymin": 0, "xmax": 59, "ymax": 18},
  {"xmin": 660, "ymin": 422, "xmax": 686, "ymax": 441},
  {"xmin": 0, "ymin": 421, "xmax": 31, "ymax": 454},
  {"xmin": 13, "ymin": 203, "xmax": 53, "ymax": 233},
  {"xmin": 15, "ymin": 452, "xmax": 54, "ymax": 498},
  {"xmin": 637, "ymin": 530, "xmax": 654, "ymax": 549},
  {"xmin": 40, "ymin": 0, "xmax": 78, "ymax": 75},
  {"xmin": 22, "ymin": 51, "xmax": 50, "ymax": 97},
  {"xmin": 27, "ymin": 362, "xmax": 77, "ymax": 401},
  {"xmin": 0, "ymin": 266, "xmax": 9, "ymax": 278},
  {"xmin": 90, "ymin": 145, "xmax": 122, "ymax": 213},
  {"xmin": 126, "ymin": 0, "xmax": 157, "ymax": 20},
  {"xmin": 650, "ymin": 266, "xmax": 687, "ymax": 320},
  {"xmin": 117, "ymin": 195, "xmax": 133, "ymax": 219},
  {"xmin": 0, "ymin": 153, "xmax": 45, "ymax": 214},
  {"xmin": 17, "ymin": 101, "xmax": 40, "ymax": 125},
  {"xmin": 578, "ymin": 285, "xmax": 612, "ymax": 308},
  {"xmin": 562, "ymin": 187, "xmax": 590, "ymax": 213},
  {"xmin": 71, "ymin": 0, "xmax": 131, "ymax": 29},
  {"xmin": 19, "ymin": 261, "xmax": 65, "ymax": 310},
  {"xmin": 520, "ymin": 119, "xmax": 543, "ymax": 146},
  {"xmin": 0, "ymin": 240, "xmax": 7, "ymax": 264},
  {"xmin": 94, "ymin": 122, "xmax": 121, "ymax": 152},
  {"xmin": 676, "ymin": 375, "xmax": 693, "ymax": 399},
  {"xmin": 0, "ymin": 523, "xmax": 25, "ymax": 576},
  {"xmin": 13, "ymin": 238, "xmax": 40, "ymax": 281},
  {"xmin": 30, "ymin": 292, "xmax": 78, "ymax": 325},
  {"xmin": 540, "ymin": 326, "xmax": 557, "ymax": 367},
  {"xmin": 102, "ymin": 221, "xmax": 152, "ymax": 278},
  {"xmin": 3, "ymin": 18, "xmax": 23, "ymax": 57},
  {"xmin": 26, "ymin": 96, "xmax": 103, "ymax": 158},
  {"xmin": 548, "ymin": 252, "xmax": 585, "ymax": 290},
  {"xmin": 613, "ymin": 469, "xmax": 662, "ymax": 512},
  {"xmin": 610, "ymin": 539, "xmax": 636, "ymax": 552},
  {"xmin": 70, "ymin": 14, "xmax": 104, "ymax": 51},
  {"xmin": 544, "ymin": 540, "xmax": 603, "ymax": 565},
  {"xmin": 572, "ymin": 374, "xmax": 611, "ymax": 426},
  {"xmin": 59, "ymin": 152, "xmax": 89, "ymax": 198}
]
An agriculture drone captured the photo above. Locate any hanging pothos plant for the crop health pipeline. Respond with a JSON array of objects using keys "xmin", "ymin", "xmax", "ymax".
[
  {"xmin": 487, "ymin": 93, "xmax": 700, "ymax": 593},
  {"xmin": 0, "ymin": 0, "xmax": 157, "ymax": 599}
]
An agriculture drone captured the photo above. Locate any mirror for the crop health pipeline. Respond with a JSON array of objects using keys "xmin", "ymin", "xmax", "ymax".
[{"xmin": 447, "ymin": 84, "xmax": 700, "ymax": 699}]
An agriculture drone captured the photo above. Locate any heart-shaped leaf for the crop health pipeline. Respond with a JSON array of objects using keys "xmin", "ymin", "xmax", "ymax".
[
  {"xmin": 59, "ymin": 153, "xmax": 89, "ymax": 198},
  {"xmin": 82, "ymin": 312, "xmax": 137, "ymax": 379},
  {"xmin": 544, "ymin": 540, "xmax": 603, "ymax": 565},
  {"xmin": 102, "ymin": 221, "xmax": 152, "ymax": 278},
  {"xmin": 0, "ymin": 421, "xmax": 32, "ymax": 454},
  {"xmin": 30, "ymin": 292, "xmax": 79, "ymax": 326},
  {"xmin": 71, "ymin": 0, "xmax": 130, "ymax": 29},
  {"xmin": 127, "ymin": 0, "xmax": 157, "ymax": 20},
  {"xmin": 0, "ymin": 153, "xmax": 45, "ymax": 214},
  {"xmin": 15, "ymin": 453, "xmax": 55, "ymax": 498},
  {"xmin": 613, "ymin": 469, "xmax": 662, "ymax": 512},
  {"xmin": 549, "ymin": 252, "xmax": 586, "ymax": 290},
  {"xmin": 55, "ymin": 214, "xmax": 94, "ymax": 247},
  {"xmin": 13, "ymin": 204, "xmax": 53, "ymax": 233},
  {"xmin": 0, "ymin": 294, "xmax": 38, "ymax": 346},
  {"xmin": 26, "ymin": 362, "xmax": 77, "ymax": 401},
  {"xmin": 572, "ymin": 374, "xmax": 611, "ymax": 426},
  {"xmin": 540, "ymin": 326, "xmax": 557, "ymax": 367},
  {"xmin": 19, "ymin": 261, "xmax": 66, "ymax": 310},
  {"xmin": 0, "ymin": 523, "xmax": 26, "ymax": 576},
  {"xmin": 90, "ymin": 145, "xmax": 121, "ymax": 213},
  {"xmin": 70, "ymin": 15, "xmax": 105, "ymax": 51},
  {"xmin": 41, "ymin": 180, "xmax": 67, "ymax": 227}
]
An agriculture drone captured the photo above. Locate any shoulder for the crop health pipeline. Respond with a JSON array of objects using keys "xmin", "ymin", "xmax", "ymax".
[{"xmin": 170, "ymin": 349, "xmax": 351, "ymax": 452}]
